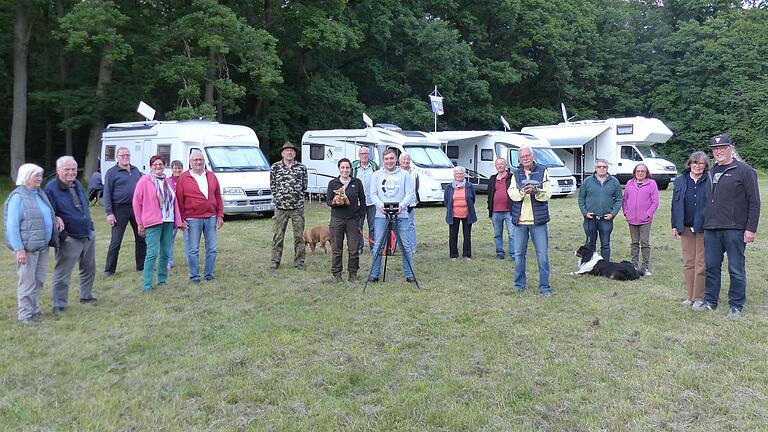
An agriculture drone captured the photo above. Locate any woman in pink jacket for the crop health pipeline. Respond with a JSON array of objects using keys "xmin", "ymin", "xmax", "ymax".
[
  {"xmin": 622, "ymin": 163, "xmax": 659, "ymax": 276},
  {"xmin": 133, "ymin": 155, "xmax": 184, "ymax": 292}
]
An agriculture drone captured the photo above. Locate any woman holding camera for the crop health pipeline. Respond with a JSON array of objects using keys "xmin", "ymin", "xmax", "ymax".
[
  {"xmin": 326, "ymin": 158, "xmax": 366, "ymax": 283},
  {"xmin": 444, "ymin": 166, "xmax": 477, "ymax": 260}
]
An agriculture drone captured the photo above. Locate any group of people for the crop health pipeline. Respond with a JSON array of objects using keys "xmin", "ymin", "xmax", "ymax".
[
  {"xmin": 5, "ymin": 148, "xmax": 224, "ymax": 323},
  {"xmin": 5, "ymin": 133, "xmax": 761, "ymax": 324}
]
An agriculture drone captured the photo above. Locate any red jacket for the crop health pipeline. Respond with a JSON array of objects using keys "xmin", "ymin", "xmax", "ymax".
[{"xmin": 175, "ymin": 170, "xmax": 224, "ymax": 220}]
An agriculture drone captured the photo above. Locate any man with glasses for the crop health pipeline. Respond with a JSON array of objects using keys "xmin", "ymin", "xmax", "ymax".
[
  {"xmin": 507, "ymin": 147, "xmax": 553, "ymax": 296},
  {"xmin": 176, "ymin": 150, "xmax": 224, "ymax": 282},
  {"xmin": 103, "ymin": 147, "xmax": 145, "ymax": 276},
  {"xmin": 352, "ymin": 146, "xmax": 378, "ymax": 253},
  {"xmin": 701, "ymin": 134, "xmax": 760, "ymax": 319},
  {"xmin": 577, "ymin": 158, "xmax": 623, "ymax": 261}
]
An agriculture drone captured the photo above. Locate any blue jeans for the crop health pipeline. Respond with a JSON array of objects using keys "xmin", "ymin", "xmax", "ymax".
[
  {"xmin": 370, "ymin": 216, "xmax": 414, "ymax": 278},
  {"xmin": 491, "ymin": 211, "xmax": 515, "ymax": 259},
  {"xmin": 407, "ymin": 207, "xmax": 417, "ymax": 252},
  {"xmin": 704, "ymin": 229, "xmax": 747, "ymax": 310},
  {"xmin": 583, "ymin": 218, "xmax": 614, "ymax": 261},
  {"xmin": 185, "ymin": 216, "xmax": 218, "ymax": 281},
  {"xmin": 513, "ymin": 224, "xmax": 550, "ymax": 293}
]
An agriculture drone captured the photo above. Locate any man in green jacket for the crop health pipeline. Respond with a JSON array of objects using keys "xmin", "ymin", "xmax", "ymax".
[{"xmin": 578, "ymin": 159, "xmax": 623, "ymax": 261}]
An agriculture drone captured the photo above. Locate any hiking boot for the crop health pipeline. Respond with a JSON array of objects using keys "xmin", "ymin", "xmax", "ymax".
[
  {"xmin": 348, "ymin": 273, "xmax": 358, "ymax": 282},
  {"xmin": 333, "ymin": 273, "xmax": 344, "ymax": 283}
]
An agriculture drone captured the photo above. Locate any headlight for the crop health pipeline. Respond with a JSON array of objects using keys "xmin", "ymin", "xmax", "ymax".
[
  {"xmin": 665, "ymin": 165, "xmax": 676, "ymax": 171},
  {"xmin": 222, "ymin": 187, "xmax": 245, "ymax": 195}
]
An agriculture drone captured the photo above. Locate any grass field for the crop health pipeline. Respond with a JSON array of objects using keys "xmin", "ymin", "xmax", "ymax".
[{"xmin": 1, "ymin": 181, "xmax": 767, "ymax": 431}]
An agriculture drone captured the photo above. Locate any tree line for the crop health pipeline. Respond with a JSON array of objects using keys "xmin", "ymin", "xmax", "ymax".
[{"xmin": 2, "ymin": 0, "xmax": 767, "ymax": 178}]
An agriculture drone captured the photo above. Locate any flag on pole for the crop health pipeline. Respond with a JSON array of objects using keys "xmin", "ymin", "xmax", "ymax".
[
  {"xmin": 430, "ymin": 96, "xmax": 444, "ymax": 116},
  {"xmin": 363, "ymin": 112, "xmax": 373, "ymax": 127},
  {"xmin": 500, "ymin": 116, "xmax": 510, "ymax": 131}
]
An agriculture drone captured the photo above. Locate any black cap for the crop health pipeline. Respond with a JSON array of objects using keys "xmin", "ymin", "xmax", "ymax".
[{"xmin": 710, "ymin": 133, "xmax": 733, "ymax": 147}]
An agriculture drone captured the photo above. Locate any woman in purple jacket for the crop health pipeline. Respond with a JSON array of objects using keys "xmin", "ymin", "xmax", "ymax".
[{"xmin": 622, "ymin": 163, "xmax": 659, "ymax": 276}]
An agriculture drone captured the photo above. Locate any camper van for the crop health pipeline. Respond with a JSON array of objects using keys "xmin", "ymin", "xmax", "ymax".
[
  {"xmin": 433, "ymin": 131, "xmax": 577, "ymax": 196},
  {"xmin": 522, "ymin": 117, "xmax": 676, "ymax": 189},
  {"xmin": 302, "ymin": 125, "xmax": 455, "ymax": 203},
  {"xmin": 100, "ymin": 120, "xmax": 275, "ymax": 215}
]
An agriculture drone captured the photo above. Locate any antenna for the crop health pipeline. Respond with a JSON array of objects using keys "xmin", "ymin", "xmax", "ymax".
[
  {"xmin": 363, "ymin": 112, "xmax": 373, "ymax": 128},
  {"xmin": 137, "ymin": 101, "xmax": 156, "ymax": 121},
  {"xmin": 560, "ymin": 103, "xmax": 576, "ymax": 123},
  {"xmin": 500, "ymin": 116, "xmax": 510, "ymax": 132}
]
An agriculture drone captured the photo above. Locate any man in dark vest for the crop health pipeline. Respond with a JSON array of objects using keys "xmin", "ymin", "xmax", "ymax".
[{"xmin": 507, "ymin": 146, "xmax": 553, "ymax": 296}]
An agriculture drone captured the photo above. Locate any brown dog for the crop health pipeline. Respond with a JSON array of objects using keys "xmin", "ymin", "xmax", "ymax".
[{"xmin": 303, "ymin": 225, "xmax": 332, "ymax": 254}]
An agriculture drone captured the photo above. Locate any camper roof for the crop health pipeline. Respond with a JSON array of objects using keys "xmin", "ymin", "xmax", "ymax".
[
  {"xmin": 103, "ymin": 120, "xmax": 258, "ymax": 142},
  {"xmin": 303, "ymin": 126, "xmax": 442, "ymax": 146},
  {"xmin": 521, "ymin": 117, "xmax": 672, "ymax": 148}
]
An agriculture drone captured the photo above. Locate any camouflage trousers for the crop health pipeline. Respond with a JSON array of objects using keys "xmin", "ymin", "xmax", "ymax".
[{"xmin": 270, "ymin": 208, "xmax": 305, "ymax": 269}]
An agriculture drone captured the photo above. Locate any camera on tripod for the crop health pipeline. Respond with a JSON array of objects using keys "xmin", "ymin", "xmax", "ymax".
[{"xmin": 383, "ymin": 202, "xmax": 400, "ymax": 216}]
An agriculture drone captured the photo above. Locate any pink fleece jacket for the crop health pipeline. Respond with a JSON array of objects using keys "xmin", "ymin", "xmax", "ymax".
[
  {"xmin": 622, "ymin": 179, "xmax": 659, "ymax": 225},
  {"xmin": 132, "ymin": 175, "xmax": 183, "ymax": 229}
]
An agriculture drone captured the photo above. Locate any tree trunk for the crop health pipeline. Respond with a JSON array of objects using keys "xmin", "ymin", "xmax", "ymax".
[
  {"xmin": 57, "ymin": 0, "xmax": 73, "ymax": 156},
  {"xmin": 11, "ymin": 2, "xmax": 32, "ymax": 179},
  {"xmin": 205, "ymin": 46, "xmax": 216, "ymax": 104},
  {"xmin": 84, "ymin": 45, "xmax": 113, "ymax": 179}
]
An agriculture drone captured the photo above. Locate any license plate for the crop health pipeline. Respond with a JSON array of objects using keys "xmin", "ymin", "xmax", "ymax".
[{"xmin": 253, "ymin": 205, "xmax": 272, "ymax": 212}]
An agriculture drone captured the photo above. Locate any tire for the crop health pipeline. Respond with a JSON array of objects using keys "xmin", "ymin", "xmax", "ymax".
[
  {"xmin": 262, "ymin": 211, "xmax": 275, "ymax": 218},
  {"xmin": 658, "ymin": 182, "xmax": 669, "ymax": 190}
]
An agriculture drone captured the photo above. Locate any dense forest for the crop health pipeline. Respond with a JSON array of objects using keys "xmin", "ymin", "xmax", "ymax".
[{"xmin": 1, "ymin": 0, "xmax": 767, "ymax": 178}]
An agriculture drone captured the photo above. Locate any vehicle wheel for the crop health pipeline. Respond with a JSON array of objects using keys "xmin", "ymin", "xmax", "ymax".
[
  {"xmin": 262, "ymin": 211, "xmax": 275, "ymax": 218},
  {"xmin": 658, "ymin": 182, "xmax": 669, "ymax": 190}
]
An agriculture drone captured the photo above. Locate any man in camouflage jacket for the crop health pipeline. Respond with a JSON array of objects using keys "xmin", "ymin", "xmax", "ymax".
[{"xmin": 270, "ymin": 142, "xmax": 308, "ymax": 272}]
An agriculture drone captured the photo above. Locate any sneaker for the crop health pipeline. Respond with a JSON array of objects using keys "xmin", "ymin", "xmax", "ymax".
[
  {"xmin": 450, "ymin": 258, "xmax": 458, "ymax": 262},
  {"xmin": 681, "ymin": 299, "xmax": 694, "ymax": 306},
  {"xmin": 691, "ymin": 300, "xmax": 705, "ymax": 309},
  {"xmin": 52, "ymin": 306, "xmax": 66, "ymax": 314},
  {"xmin": 539, "ymin": 291, "xmax": 552, "ymax": 298},
  {"xmin": 495, "ymin": 255, "xmax": 505, "ymax": 260},
  {"xmin": 643, "ymin": 270, "xmax": 652, "ymax": 277},
  {"xmin": 405, "ymin": 276, "xmax": 417, "ymax": 284},
  {"xmin": 348, "ymin": 273, "xmax": 358, "ymax": 282},
  {"xmin": 102, "ymin": 271, "xmax": 114, "ymax": 277},
  {"xmin": 726, "ymin": 308, "xmax": 742, "ymax": 320},
  {"xmin": 79, "ymin": 297, "xmax": 97, "ymax": 305},
  {"xmin": 296, "ymin": 264, "xmax": 305, "ymax": 271},
  {"xmin": 465, "ymin": 257, "xmax": 472, "ymax": 261},
  {"xmin": 19, "ymin": 317, "xmax": 38, "ymax": 325},
  {"xmin": 367, "ymin": 276, "xmax": 379, "ymax": 283},
  {"xmin": 693, "ymin": 302, "xmax": 715, "ymax": 311}
]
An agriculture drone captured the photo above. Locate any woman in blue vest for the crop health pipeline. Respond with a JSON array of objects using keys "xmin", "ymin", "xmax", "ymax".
[{"xmin": 4, "ymin": 164, "xmax": 62, "ymax": 324}]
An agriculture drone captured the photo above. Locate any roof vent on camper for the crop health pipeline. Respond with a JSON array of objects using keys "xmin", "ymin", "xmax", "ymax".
[{"xmin": 375, "ymin": 123, "xmax": 402, "ymax": 131}]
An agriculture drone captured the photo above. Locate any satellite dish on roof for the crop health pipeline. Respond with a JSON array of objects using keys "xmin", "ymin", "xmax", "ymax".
[
  {"xmin": 137, "ymin": 101, "xmax": 156, "ymax": 121},
  {"xmin": 561, "ymin": 103, "xmax": 576, "ymax": 123}
]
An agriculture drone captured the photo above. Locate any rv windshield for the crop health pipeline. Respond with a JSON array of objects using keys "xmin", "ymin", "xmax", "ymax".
[
  {"xmin": 532, "ymin": 148, "xmax": 565, "ymax": 167},
  {"xmin": 635, "ymin": 145, "xmax": 660, "ymax": 159},
  {"xmin": 205, "ymin": 146, "xmax": 270, "ymax": 172},
  {"xmin": 404, "ymin": 146, "xmax": 454, "ymax": 168}
]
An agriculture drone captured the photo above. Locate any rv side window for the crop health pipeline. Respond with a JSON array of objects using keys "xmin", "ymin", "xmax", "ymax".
[
  {"xmin": 309, "ymin": 144, "xmax": 325, "ymax": 160},
  {"xmin": 616, "ymin": 125, "xmax": 633, "ymax": 135},
  {"xmin": 480, "ymin": 149, "xmax": 493, "ymax": 161},
  {"xmin": 446, "ymin": 146, "xmax": 459, "ymax": 159},
  {"xmin": 621, "ymin": 146, "xmax": 642, "ymax": 161},
  {"xmin": 104, "ymin": 145, "xmax": 116, "ymax": 162},
  {"xmin": 157, "ymin": 144, "xmax": 171, "ymax": 165}
]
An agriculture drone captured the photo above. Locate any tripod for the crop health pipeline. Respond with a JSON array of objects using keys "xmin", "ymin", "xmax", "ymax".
[{"xmin": 363, "ymin": 213, "xmax": 420, "ymax": 291}]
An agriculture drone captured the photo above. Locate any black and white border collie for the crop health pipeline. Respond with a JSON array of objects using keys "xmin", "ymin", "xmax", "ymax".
[{"xmin": 569, "ymin": 245, "xmax": 641, "ymax": 281}]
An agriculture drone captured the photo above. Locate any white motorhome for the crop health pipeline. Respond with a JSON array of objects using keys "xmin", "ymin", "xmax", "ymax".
[
  {"xmin": 302, "ymin": 125, "xmax": 455, "ymax": 203},
  {"xmin": 100, "ymin": 120, "xmax": 275, "ymax": 215},
  {"xmin": 522, "ymin": 117, "xmax": 677, "ymax": 189},
  {"xmin": 433, "ymin": 131, "xmax": 577, "ymax": 196}
]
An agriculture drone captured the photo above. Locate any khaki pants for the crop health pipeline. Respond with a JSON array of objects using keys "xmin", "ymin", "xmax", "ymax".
[
  {"xmin": 628, "ymin": 223, "xmax": 652, "ymax": 271},
  {"xmin": 17, "ymin": 249, "xmax": 48, "ymax": 320},
  {"xmin": 270, "ymin": 208, "xmax": 305, "ymax": 269},
  {"xmin": 681, "ymin": 228, "xmax": 706, "ymax": 301}
]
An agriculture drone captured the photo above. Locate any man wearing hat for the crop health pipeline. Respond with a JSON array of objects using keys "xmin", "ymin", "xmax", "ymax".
[
  {"xmin": 697, "ymin": 133, "xmax": 760, "ymax": 319},
  {"xmin": 269, "ymin": 142, "xmax": 308, "ymax": 273}
]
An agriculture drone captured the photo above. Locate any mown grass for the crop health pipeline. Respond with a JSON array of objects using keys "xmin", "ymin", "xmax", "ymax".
[{"xmin": 1, "ymin": 181, "xmax": 767, "ymax": 431}]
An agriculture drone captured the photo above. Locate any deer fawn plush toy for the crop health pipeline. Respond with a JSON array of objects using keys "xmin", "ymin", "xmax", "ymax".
[{"xmin": 332, "ymin": 187, "xmax": 350, "ymax": 206}]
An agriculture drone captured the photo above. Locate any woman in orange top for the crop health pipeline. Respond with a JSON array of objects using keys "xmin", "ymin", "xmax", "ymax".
[{"xmin": 443, "ymin": 166, "xmax": 478, "ymax": 260}]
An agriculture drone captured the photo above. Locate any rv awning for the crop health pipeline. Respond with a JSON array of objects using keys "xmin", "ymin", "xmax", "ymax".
[{"xmin": 525, "ymin": 124, "xmax": 610, "ymax": 149}]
